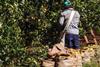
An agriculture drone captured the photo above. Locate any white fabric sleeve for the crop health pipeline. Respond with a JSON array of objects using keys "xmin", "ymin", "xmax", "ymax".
[{"xmin": 59, "ymin": 16, "xmax": 64, "ymax": 26}]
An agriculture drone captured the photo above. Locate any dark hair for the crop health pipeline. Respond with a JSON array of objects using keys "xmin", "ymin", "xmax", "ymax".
[{"xmin": 64, "ymin": 6, "xmax": 73, "ymax": 10}]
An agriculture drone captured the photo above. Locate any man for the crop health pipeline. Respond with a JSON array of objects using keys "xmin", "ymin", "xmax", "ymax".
[{"xmin": 59, "ymin": 0, "xmax": 80, "ymax": 49}]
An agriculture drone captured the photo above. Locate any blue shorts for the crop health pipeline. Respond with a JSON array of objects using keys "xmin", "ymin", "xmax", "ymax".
[{"xmin": 65, "ymin": 34, "xmax": 80, "ymax": 49}]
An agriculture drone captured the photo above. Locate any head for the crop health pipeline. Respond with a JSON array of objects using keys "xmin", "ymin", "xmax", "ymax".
[{"xmin": 64, "ymin": 0, "xmax": 72, "ymax": 9}]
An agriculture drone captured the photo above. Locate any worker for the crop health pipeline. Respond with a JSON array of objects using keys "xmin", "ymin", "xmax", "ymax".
[{"xmin": 59, "ymin": 0, "xmax": 80, "ymax": 49}]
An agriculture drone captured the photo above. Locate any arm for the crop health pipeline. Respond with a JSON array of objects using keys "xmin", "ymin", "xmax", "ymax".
[{"xmin": 59, "ymin": 16, "xmax": 65, "ymax": 26}]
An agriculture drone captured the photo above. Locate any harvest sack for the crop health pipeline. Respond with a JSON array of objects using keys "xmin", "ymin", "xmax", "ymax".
[
  {"xmin": 48, "ymin": 42, "xmax": 67, "ymax": 56},
  {"xmin": 58, "ymin": 57, "xmax": 82, "ymax": 67},
  {"xmin": 58, "ymin": 58, "xmax": 75, "ymax": 67},
  {"xmin": 42, "ymin": 59, "xmax": 55, "ymax": 67}
]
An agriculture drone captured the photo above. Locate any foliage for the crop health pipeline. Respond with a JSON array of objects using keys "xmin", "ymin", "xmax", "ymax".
[
  {"xmin": 72, "ymin": 0, "xmax": 100, "ymax": 34},
  {"xmin": 0, "ymin": 0, "xmax": 100, "ymax": 66}
]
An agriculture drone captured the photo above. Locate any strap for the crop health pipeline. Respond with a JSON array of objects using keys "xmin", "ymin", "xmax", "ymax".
[{"xmin": 63, "ymin": 11, "xmax": 76, "ymax": 32}]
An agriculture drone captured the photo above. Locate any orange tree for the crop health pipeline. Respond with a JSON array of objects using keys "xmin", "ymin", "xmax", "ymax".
[{"xmin": 0, "ymin": 0, "xmax": 48, "ymax": 66}]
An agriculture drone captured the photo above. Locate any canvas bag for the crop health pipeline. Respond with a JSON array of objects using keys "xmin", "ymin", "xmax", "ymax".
[{"xmin": 41, "ymin": 59, "xmax": 55, "ymax": 67}]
